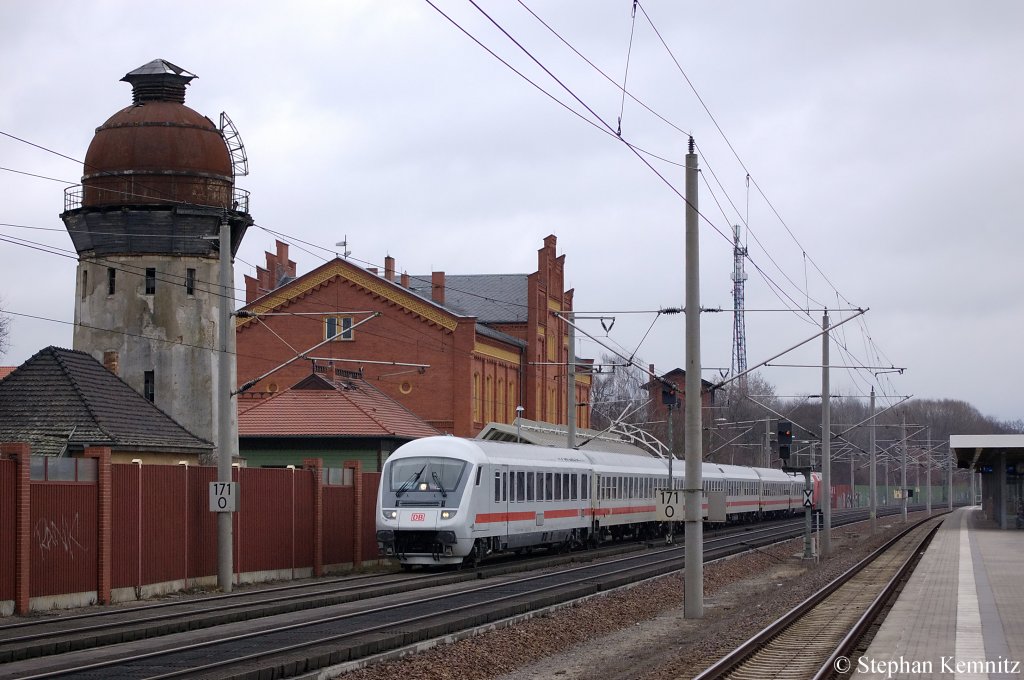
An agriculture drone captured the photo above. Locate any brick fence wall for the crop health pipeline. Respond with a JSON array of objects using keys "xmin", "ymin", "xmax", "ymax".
[{"xmin": 0, "ymin": 444, "xmax": 380, "ymax": 615}]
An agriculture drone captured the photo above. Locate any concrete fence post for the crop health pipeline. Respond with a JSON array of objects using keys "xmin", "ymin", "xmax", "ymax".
[
  {"xmin": 83, "ymin": 447, "xmax": 112, "ymax": 605},
  {"xmin": 303, "ymin": 458, "xmax": 324, "ymax": 577},
  {"xmin": 345, "ymin": 461, "xmax": 363, "ymax": 568},
  {"xmin": 1, "ymin": 443, "xmax": 32, "ymax": 614}
]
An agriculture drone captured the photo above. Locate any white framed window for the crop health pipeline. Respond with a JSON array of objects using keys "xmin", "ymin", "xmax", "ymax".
[{"xmin": 324, "ymin": 315, "xmax": 354, "ymax": 341}]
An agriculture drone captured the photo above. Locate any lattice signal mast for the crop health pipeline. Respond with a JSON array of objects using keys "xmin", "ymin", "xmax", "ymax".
[{"xmin": 731, "ymin": 224, "xmax": 748, "ymax": 388}]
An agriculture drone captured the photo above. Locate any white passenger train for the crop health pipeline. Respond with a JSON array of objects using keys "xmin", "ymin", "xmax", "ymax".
[{"xmin": 375, "ymin": 436, "xmax": 814, "ymax": 567}]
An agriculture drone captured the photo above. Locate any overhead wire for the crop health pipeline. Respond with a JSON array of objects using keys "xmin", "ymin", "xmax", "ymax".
[{"xmin": 3, "ymin": 8, "xmax": 901, "ymax": 404}]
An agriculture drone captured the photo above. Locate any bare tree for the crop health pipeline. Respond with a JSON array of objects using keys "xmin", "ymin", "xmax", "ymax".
[
  {"xmin": 588, "ymin": 353, "xmax": 652, "ymax": 432},
  {"xmin": 707, "ymin": 372, "xmax": 780, "ymax": 466},
  {"xmin": 0, "ymin": 298, "xmax": 10, "ymax": 360}
]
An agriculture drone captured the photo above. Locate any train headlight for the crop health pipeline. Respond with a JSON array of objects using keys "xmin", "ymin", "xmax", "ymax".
[
  {"xmin": 382, "ymin": 510, "xmax": 397, "ymax": 520},
  {"xmin": 440, "ymin": 510, "xmax": 457, "ymax": 520}
]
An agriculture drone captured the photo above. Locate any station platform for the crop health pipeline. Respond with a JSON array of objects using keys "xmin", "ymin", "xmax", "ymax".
[{"xmin": 855, "ymin": 507, "xmax": 1023, "ymax": 679}]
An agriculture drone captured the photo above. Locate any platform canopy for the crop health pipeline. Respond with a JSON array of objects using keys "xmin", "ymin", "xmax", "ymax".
[{"xmin": 951, "ymin": 434, "xmax": 1024, "ymax": 472}]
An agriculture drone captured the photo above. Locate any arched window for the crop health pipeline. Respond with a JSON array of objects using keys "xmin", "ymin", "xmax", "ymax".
[
  {"xmin": 485, "ymin": 374, "xmax": 493, "ymax": 422},
  {"xmin": 508, "ymin": 381, "xmax": 516, "ymax": 421},
  {"xmin": 497, "ymin": 378, "xmax": 506, "ymax": 424},
  {"xmin": 473, "ymin": 372, "xmax": 481, "ymax": 422}
]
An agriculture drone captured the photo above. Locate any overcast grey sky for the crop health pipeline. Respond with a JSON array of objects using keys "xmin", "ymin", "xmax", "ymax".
[{"xmin": 1, "ymin": 1, "xmax": 1021, "ymax": 423}]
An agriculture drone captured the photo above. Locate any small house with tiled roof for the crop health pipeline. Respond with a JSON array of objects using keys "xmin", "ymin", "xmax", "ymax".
[
  {"xmin": 0, "ymin": 346, "xmax": 213, "ymax": 464},
  {"xmin": 236, "ymin": 235, "xmax": 591, "ymax": 439},
  {"xmin": 237, "ymin": 370, "xmax": 439, "ymax": 470}
]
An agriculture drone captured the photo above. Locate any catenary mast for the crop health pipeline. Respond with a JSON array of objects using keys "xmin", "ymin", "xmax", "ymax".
[{"xmin": 731, "ymin": 225, "xmax": 748, "ymax": 389}]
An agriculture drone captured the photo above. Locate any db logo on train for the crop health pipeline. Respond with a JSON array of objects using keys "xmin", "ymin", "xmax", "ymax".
[{"xmin": 410, "ymin": 513, "xmax": 426, "ymax": 522}]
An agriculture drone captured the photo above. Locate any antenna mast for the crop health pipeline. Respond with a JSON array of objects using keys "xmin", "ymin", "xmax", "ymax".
[{"xmin": 731, "ymin": 224, "xmax": 748, "ymax": 389}]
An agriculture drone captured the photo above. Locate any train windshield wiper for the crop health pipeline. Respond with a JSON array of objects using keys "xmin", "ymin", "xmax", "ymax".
[
  {"xmin": 431, "ymin": 471, "xmax": 448, "ymax": 498},
  {"xmin": 395, "ymin": 465, "xmax": 425, "ymax": 498}
]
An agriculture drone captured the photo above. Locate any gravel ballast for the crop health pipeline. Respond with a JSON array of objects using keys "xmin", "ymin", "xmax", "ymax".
[{"xmin": 331, "ymin": 512, "xmax": 938, "ymax": 680}]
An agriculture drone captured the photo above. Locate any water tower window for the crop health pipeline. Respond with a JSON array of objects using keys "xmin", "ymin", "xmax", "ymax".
[
  {"xmin": 144, "ymin": 370, "xmax": 155, "ymax": 402},
  {"xmin": 185, "ymin": 268, "xmax": 196, "ymax": 295},
  {"xmin": 81, "ymin": 269, "xmax": 88, "ymax": 301},
  {"xmin": 145, "ymin": 268, "xmax": 156, "ymax": 295},
  {"xmin": 107, "ymin": 267, "xmax": 116, "ymax": 295}
]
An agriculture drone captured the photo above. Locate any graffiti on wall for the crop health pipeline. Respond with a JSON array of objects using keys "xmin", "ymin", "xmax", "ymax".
[{"xmin": 33, "ymin": 514, "xmax": 87, "ymax": 560}]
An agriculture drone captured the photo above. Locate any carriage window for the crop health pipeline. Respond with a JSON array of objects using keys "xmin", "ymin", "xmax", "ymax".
[
  {"xmin": 570, "ymin": 473, "xmax": 578, "ymax": 500},
  {"xmin": 476, "ymin": 467, "xmax": 481, "ymax": 486},
  {"xmin": 554, "ymin": 473, "xmax": 562, "ymax": 501},
  {"xmin": 545, "ymin": 472, "xmax": 553, "ymax": 501},
  {"xmin": 526, "ymin": 471, "xmax": 535, "ymax": 501},
  {"xmin": 502, "ymin": 472, "xmax": 507, "ymax": 502},
  {"xmin": 562, "ymin": 473, "xmax": 570, "ymax": 500},
  {"xmin": 494, "ymin": 472, "xmax": 501, "ymax": 502},
  {"xmin": 514, "ymin": 471, "xmax": 524, "ymax": 502},
  {"xmin": 582, "ymin": 474, "xmax": 589, "ymax": 500}
]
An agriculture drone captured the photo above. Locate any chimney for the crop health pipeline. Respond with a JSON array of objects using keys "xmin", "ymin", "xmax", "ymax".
[
  {"xmin": 103, "ymin": 350, "xmax": 120, "ymax": 376},
  {"xmin": 384, "ymin": 255, "xmax": 395, "ymax": 282},
  {"xmin": 431, "ymin": 271, "xmax": 446, "ymax": 305},
  {"xmin": 401, "ymin": 271, "xmax": 409, "ymax": 288}
]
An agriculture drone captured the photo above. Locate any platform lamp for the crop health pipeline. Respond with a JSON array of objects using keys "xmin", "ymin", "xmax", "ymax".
[{"xmin": 515, "ymin": 405, "xmax": 525, "ymax": 442}]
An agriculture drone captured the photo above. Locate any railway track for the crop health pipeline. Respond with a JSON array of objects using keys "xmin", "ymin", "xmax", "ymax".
[
  {"xmin": 0, "ymin": 506, "xmax": 931, "ymax": 680},
  {"xmin": 693, "ymin": 514, "xmax": 942, "ymax": 680}
]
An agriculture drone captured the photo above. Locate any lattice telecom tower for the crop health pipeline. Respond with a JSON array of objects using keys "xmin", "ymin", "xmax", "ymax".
[{"xmin": 731, "ymin": 224, "xmax": 748, "ymax": 388}]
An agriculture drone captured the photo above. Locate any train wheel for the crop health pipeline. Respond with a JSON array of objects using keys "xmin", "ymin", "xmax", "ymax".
[{"xmin": 462, "ymin": 540, "xmax": 483, "ymax": 569}]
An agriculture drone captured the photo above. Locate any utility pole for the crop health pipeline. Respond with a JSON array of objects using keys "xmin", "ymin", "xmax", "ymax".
[
  {"xmin": 683, "ymin": 137, "xmax": 703, "ymax": 619},
  {"xmin": 901, "ymin": 414, "xmax": 908, "ymax": 523},
  {"xmin": 849, "ymin": 449, "xmax": 855, "ymax": 509},
  {"xmin": 947, "ymin": 444, "xmax": 953, "ymax": 511},
  {"xmin": 667, "ymin": 403, "xmax": 675, "ymax": 544},
  {"xmin": 217, "ymin": 218, "xmax": 235, "ymax": 593},
  {"xmin": 869, "ymin": 388, "xmax": 877, "ymax": 534},
  {"xmin": 914, "ymin": 444, "xmax": 920, "ymax": 506},
  {"xmin": 764, "ymin": 418, "xmax": 771, "ymax": 468},
  {"xmin": 821, "ymin": 311, "xmax": 832, "ymax": 556},
  {"xmin": 566, "ymin": 312, "xmax": 576, "ymax": 448},
  {"xmin": 926, "ymin": 426, "xmax": 932, "ymax": 516}
]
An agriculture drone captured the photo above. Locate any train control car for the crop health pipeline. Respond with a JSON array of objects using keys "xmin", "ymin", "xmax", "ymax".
[{"xmin": 376, "ymin": 436, "xmax": 819, "ymax": 567}]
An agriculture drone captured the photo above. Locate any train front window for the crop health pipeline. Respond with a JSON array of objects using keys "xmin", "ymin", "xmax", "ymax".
[{"xmin": 389, "ymin": 457, "xmax": 466, "ymax": 494}]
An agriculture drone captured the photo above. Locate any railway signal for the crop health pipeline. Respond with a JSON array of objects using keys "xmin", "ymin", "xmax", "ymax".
[{"xmin": 777, "ymin": 420, "xmax": 793, "ymax": 459}]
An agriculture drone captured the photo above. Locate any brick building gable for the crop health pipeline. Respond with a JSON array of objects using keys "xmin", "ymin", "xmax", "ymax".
[{"xmin": 235, "ymin": 236, "xmax": 590, "ymax": 438}]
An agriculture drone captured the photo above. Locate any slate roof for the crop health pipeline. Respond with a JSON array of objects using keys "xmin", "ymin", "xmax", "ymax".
[
  {"xmin": 238, "ymin": 373, "xmax": 439, "ymax": 440},
  {"xmin": 475, "ymin": 323, "xmax": 527, "ymax": 348},
  {"xmin": 0, "ymin": 346, "xmax": 213, "ymax": 456},
  {"xmin": 408, "ymin": 274, "xmax": 529, "ymax": 323}
]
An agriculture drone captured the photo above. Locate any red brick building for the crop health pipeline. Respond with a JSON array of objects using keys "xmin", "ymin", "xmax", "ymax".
[
  {"xmin": 644, "ymin": 366, "xmax": 717, "ymax": 456},
  {"xmin": 235, "ymin": 235, "xmax": 590, "ymax": 437}
]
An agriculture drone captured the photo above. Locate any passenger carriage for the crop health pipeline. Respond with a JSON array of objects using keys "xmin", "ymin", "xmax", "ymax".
[{"xmin": 755, "ymin": 467, "xmax": 804, "ymax": 518}]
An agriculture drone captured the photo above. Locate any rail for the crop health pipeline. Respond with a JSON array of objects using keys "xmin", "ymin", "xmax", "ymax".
[{"xmin": 693, "ymin": 513, "xmax": 944, "ymax": 680}]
